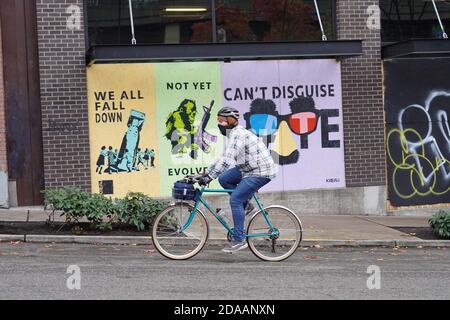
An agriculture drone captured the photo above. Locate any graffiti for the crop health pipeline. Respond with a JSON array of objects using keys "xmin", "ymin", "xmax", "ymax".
[
  {"xmin": 48, "ymin": 120, "xmax": 80, "ymax": 133},
  {"xmin": 165, "ymin": 99, "xmax": 217, "ymax": 160},
  {"xmin": 386, "ymin": 91, "xmax": 450, "ymax": 202}
]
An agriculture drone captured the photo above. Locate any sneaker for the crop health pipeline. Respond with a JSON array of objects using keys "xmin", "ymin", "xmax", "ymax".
[
  {"xmin": 245, "ymin": 202, "xmax": 255, "ymax": 216},
  {"xmin": 222, "ymin": 240, "xmax": 248, "ymax": 253}
]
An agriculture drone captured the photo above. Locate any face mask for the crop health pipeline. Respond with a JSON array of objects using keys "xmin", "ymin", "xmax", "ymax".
[{"xmin": 218, "ymin": 123, "xmax": 235, "ymax": 136}]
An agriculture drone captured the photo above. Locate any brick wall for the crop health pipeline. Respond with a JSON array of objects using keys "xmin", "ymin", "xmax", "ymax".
[
  {"xmin": 0, "ymin": 20, "xmax": 7, "ymax": 174},
  {"xmin": 36, "ymin": 0, "xmax": 91, "ymax": 191},
  {"xmin": 337, "ymin": 0, "xmax": 386, "ymax": 187},
  {"xmin": 34, "ymin": 0, "xmax": 386, "ymax": 193}
]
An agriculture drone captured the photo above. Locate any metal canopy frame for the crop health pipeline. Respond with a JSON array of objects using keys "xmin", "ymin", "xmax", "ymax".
[
  {"xmin": 382, "ymin": 39, "xmax": 450, "ymax": 60},
  {"xmin": 86, "ymin": 40, "xmax": 363, "ymax": 65}
]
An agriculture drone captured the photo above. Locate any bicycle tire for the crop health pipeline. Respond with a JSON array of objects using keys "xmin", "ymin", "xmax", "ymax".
[
  {"xmin": 247, "ymin": 205, "xmax": 302, "ymax": 262},
  {"xmin": 152, "ymin": 202, "xmax": 209, "ymax": 260}
]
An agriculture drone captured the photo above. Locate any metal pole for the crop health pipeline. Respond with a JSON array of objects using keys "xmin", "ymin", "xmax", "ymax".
[
  {"xmin": 128, "ymin": 0, "xmax": 137, "ymax": 44},
  {"xmin": 211, "ymin": 0, "xmax": 217, "ymax": 43},
  {"xmin": 431, "ymin": 0, "xmax": 448, "ymax": 39},
  {"xmin": 314, "ymin": 0, "xmax": 327, "ymax": 41}
]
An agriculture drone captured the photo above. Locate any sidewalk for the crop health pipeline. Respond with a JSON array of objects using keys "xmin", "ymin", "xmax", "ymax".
[{"xmin": 0, "ymin": 207, "xmax": 448, "ymax": 247}]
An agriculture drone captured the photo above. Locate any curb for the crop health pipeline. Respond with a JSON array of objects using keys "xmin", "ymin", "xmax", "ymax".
[
  {"xmin": 394, "ymin": 240, "xmax": 450, "ymax": 248},
  {"xmin": 0, "ymin": 235, "xmax": 25, "ymax": 242},
  {"xmin": 1, "ymin": 234, "xmax": 449, "ymax": 247},
  {"xmin": 24, "ymin": 235, "xmax": 152, "ymax": 245}
]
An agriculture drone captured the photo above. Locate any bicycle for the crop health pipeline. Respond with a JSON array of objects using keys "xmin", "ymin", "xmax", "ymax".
[{"xmin": 152, "ymin": 175, "xmax": 303, "ymax": 261}]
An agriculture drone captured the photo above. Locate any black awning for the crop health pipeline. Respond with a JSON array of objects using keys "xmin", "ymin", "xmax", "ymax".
[
  {"xmin": 382, "ymin": 39, "xmax": 450, "ymax": 60},
  {"xmin": 86, "ymin": 40, "xmax": 363, "ymax": 65}
]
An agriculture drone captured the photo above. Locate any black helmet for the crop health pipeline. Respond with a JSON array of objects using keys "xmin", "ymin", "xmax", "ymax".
[{"xmin": 217, "ymin": 107, "xmax": 240, "ymax": 120}]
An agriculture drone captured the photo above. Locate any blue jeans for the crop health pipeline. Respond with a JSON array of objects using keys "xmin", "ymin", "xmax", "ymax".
[{"xmin": 218, "ymin": 167, "xmax": 271, "ymax": 242}]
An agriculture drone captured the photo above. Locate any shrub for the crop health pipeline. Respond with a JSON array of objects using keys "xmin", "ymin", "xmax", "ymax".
[
  {"xmin": 429, "ymin": 210, "xmax": 450, "ymax": 239},
  {"xmin": 43, "ymin": 187, "xmax": 90, "ymax": 223},
  {"xmin": 83, "ymin": 193, "xmax": 115, "ymax": 224},
  {"xmin": 43, "ymin": 188, "xmax": 168, "ymax": 231},
  {"xmin": 115, "ymin": 192, "xmax": 169, "ymax": 231}
]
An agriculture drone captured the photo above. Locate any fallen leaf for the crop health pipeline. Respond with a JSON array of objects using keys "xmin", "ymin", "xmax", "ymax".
[
  {"xmin": 313, "ymin": 244, "xmax": 321, "ymax": 249},
  {"xmin": 417, "ymin": 245, "xmax": 423, "ymax": 249},
  {"xmin": 130, "ymin": 243, "xmax": 138, "ymax": 246},
  {"xmin": 377, "ymin": 258, "xmax": 384, "ymax": 261},
  {"xmin": 10, "ymin": 241, "xmax": 21, "ymax": 245}
]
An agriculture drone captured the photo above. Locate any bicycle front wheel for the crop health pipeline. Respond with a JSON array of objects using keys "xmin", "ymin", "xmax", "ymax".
[
  {"xmin": 152, "ymin": 202, "xmax": 209, "ymax": 260},
  {"xmin": 247, "ymin": 205, "xmax": 302, "ymax": 262}
]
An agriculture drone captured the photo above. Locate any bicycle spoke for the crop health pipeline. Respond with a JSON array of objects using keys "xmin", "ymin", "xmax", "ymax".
[
  {"xmin": 157, "ymin": 231, "xmax": 180, "ymax": 237},
  {"xmin": 182, "ymin": 231, "xmax": 202, "ymax": 241},
  {"xmin": 152, "ymin": 203, "xmax": 208, "ymax": 260},
  {"xmin": 247, "ymin": 207, "xmax": 302, "ymax": 262}
]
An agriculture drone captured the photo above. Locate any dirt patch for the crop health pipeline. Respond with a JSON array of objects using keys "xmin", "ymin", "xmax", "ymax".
[
  {"xmin": 0, "ymin": 221, "xmax": 150, "ymax": 236},
  {"xmin": 392, "ymin": 227, "xmax": 450, "ymax": 241}
]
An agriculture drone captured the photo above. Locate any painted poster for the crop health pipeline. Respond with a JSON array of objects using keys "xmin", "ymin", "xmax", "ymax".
[
  {"xmin": 155, "ymin": 62, "xmax": 224, "ymax": 194},
  {"xmin": 221, "ymin": 60, "xmax": 345, "ymax": 192},
  {"xmin": 87, "ymin": 64, "xmax": 160, "ymax": 197},
  {"xmin": 87, "ymin": 59, "xmax": 345, "ymax": 198},
  {"xmin": 384, "ymin": 58, "xmax": 450, "ymax": 207}
]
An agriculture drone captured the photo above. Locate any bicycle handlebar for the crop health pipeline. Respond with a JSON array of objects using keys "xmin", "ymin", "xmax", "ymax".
[{"xmin": 182, "ymin": 175, "xmax": 203, "ymax": 184}]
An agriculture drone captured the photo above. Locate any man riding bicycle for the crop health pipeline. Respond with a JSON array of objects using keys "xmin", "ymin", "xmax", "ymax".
[{"xmin": 198, "ymin": 107, "xmax": 277, "ymax": 253}]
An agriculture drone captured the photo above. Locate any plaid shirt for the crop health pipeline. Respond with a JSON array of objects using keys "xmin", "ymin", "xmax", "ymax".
[{"xmin": 207, "ymin": 126, "xmax": 277, "ymax": 179}]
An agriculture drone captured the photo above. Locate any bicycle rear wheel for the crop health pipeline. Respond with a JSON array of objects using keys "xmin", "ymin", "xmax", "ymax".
[
  {"xmin": 247, "ymin": 205, "xmax": 302, "ymax": 262},
  {"xmin": 152, "ymin": 202, "xmax": 208, "ymax": 260}
]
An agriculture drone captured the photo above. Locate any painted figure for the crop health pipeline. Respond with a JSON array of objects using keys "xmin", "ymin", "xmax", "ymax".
[
  {"xmin": 244, "ymin": 97, "xmax": 320, "ymax": 165},
  {"xmin": 95, "ymin": 146, "xmax": 108, "ymax": 174},
  {"xmin": 135, "ymin": 148, "xmax": 148, "ymax": 171},
  {"xmin": 106, "ymin": 146, "xmax": 119, "ymax": 174},
  {"xmin": 123, "ymin": 149, "xmax": 134, "ymax": 173},
  {"xmin": 143, "ymin": 148, "xmax": 150, "ymax": 167},
  {"xmin": 150, "ymin": 148, "xmax": 156, "ymax": 168},
  {"xmin": 165, "ymin": 99, "xmax": 198, "ymax": 158}
]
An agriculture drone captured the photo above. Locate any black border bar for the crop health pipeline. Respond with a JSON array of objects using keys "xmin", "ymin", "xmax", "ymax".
[
  {"xmin": 86, "ymin": 40, "xmax": 363, "ymax": 65},
  {"xmin": 382, "ymin": 39, "xmax": 450, "ymax": 60}
]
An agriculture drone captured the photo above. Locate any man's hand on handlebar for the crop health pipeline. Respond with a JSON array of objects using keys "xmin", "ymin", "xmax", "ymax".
[
  {"xmin": 187, "ymin": 172, "xmax": 212, "ymax": 186},
  {"xmin": 198, "ymin": 174, "xmax": 213, "ymax": 186}
]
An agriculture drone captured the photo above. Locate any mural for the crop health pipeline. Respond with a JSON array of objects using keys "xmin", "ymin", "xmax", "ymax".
[
  {"xmin": 87, "ymin": 60, "xmax": 345, "ymax": 197},
  {"xmin": 87, "ymin": 64, "xmax": 160, "ymax": 197},
  {"xmin": 164, "ymin": 99, "xmax": 217, "ymax": 159},
  {"xmin": 385, "ymin": 59, "xmax": 450, "ymax": 206},
  {"xmin": 221, "ymin": 60, "xmax": 345, "ymax": 192}
]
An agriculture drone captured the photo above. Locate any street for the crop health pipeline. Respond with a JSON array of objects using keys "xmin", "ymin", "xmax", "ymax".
[{"xmin": 0, "ymin": 242, "xmax": 449, "ymax": 300}]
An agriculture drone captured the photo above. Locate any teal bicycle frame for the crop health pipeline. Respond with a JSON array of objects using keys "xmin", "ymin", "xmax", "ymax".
[{"xmin": 180, "ymin": 186, "xmax": 278, "ymax": 239}]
